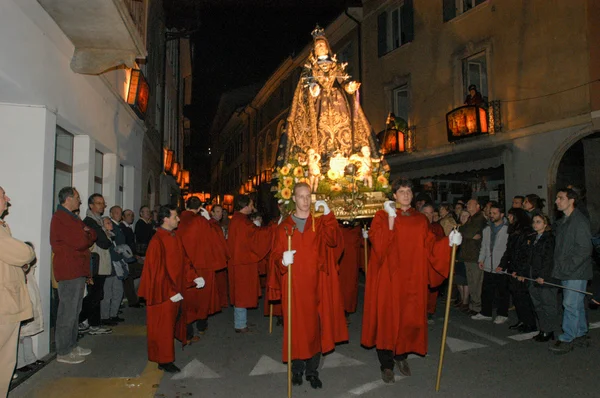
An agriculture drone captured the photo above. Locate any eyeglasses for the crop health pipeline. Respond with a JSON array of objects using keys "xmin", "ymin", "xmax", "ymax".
[{"xmin": 94, "ymin": 201, "xmax": 106, "ymax": 206}]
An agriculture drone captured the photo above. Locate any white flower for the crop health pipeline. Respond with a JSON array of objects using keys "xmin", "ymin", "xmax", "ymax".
[
  {"xmin": 285, "ymin": 200, "xmax": 290, "ymax": 204},
  {"xmin": 278, "ymin": 199, "xmax": 283, "ymax": 204},
  {"xmin": 287, "ymin": 163, "xmax": 292, "ymax": 169}
]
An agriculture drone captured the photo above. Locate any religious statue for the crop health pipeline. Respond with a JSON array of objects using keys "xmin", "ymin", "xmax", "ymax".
[
  {"xmin": 350, "ymin": 146, "xmax": 381, "ymax": 189},
  {"xmin": 299, "ymin": 148, "xmax": 322, "ymax": 192}
]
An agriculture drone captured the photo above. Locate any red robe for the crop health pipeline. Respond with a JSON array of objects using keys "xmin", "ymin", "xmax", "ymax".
[
  {"xmin": 272, "ymin": 213, "xmax": 348, "ymax": 362},
  {"xmin": 211, "ymin": 219, "xmax": 230, "ymax": 308},
  {"xmin": 427, "ymin": 222, "xmax": 447, "ymax": 314},
  {"xmin": 227, "ymin": 212, "xmax": 272, "ymax": 308},
  {"xmin": 264, "ymin": 220, "xmax": 282, "ymax": 317},
  {"xmin": 178, "ymin": 211, "xmax": 229, "ymax": 324},
  {"xmin": 138, "ymin": 228, "xmax": 189, "ymax": 363},
  {"xmin": 338, "ymin": 226, "xmax": 362, "ymax": 313},
  {"xmin": 361, "ymin": 209, "xmax": 450, "ymax": 356}
]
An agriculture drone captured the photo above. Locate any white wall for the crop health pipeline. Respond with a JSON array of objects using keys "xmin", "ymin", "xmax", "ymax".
[{"xmin": 0, "ymin": 104, "xmax": 56, "ymax": 357}]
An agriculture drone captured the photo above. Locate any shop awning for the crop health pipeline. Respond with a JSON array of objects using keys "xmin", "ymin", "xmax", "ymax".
[{"xmin": 387, "ymin": 145, "xmax": 507, "ymax": 179}]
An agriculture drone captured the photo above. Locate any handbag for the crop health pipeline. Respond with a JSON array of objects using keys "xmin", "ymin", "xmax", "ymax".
[{"xmin": 90, "ymin": 252, "xmax": 100, "ymax": 276}]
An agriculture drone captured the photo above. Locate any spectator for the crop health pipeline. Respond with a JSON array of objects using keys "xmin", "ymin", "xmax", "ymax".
[
  {"xmin": 528, "ymin": 212, "xmax": 560, "ymax": 342},
  {"xmin": 500, "ymin": 208, "xmax": 537, "ymax": 332},
  {"xmin": 135, "ymin": 205, "xmax": 155, "ymax": 257},
  {"xmin": 523, "ymin": 194, "xmax": 545, "ymax": 218},
  {"xmin": 120, "ymin": 209, "xmax": 144, "ymax": 308},
  {"xmin": 16, "ymin": 260, "xmax": 45, "ymax": 374},
  {"xmin": 454, "ymin": 210, "xmax": 472, "ymax": 311},
  {"xmin": 549, "ymin": 188, "xmax": 593, "ymax": 354},
  {"xmin": 50, "ymin": 187, "xmax": 96, "ymax": 364},
  {"xmin": 512, "ymin": 196, "xmax": 525, "ymax": 209},
  {"xmin": 460, "ymin": 199, "xmax": 487, "ymax": 315},
  {"xmin": 101, "ymin": 215, "xmax": 125, "ymax": 325},
  {"xmin": 472, "ymin": 202, "xmax": 509, "ymax": 323},
  {"xmin": 454, "ymin": 201, "xmax": 465, "ymax": 222},
  {"xmin": 0, "ymin": 186, "xmax": 36, "ymax": 394},
  {"xmin": 483, "ymin": 201, "xmax": 493, "ymax": 220},
  {"xmin": 438, "ymin": 203, "xmax": 458, "ymax": 236},
  {"xmin": 414, "ymin": 192, "xmax": 432, "ymax": 212},
  {"xmin": 79, "ymin": 194, "xmax": 114, "ymax": 334},
  {"xmin": 464, "ymin": 84, "xmax": 485, "ymax": 107}
]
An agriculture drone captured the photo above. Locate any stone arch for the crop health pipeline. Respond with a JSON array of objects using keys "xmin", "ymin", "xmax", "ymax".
[{"xmin": 146, "ymin": 170, "xmax": 156, "ymax": 209}]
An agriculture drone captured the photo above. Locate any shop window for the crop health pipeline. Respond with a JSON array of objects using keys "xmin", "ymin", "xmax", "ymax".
[
  {"xmin": 377, "ymin": 0, "xmax": 414, "ymax": 57},
  {"xmin": 94, "ymin": 150, "xmax": 103, "ymax": 194}
]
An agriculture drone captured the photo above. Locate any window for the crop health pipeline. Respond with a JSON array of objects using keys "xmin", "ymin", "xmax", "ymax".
[
  {"xmin": 94, "ymin": 150, "xmax": 103, "ymax": 194},
  {"xmin": 377, "ymin": 0, "xmax": 414, "ymax": 57},
  {"xmin": 443, "ymin": 0, "xmax": 487, "ymax": 22},
  {"xmin": 338, "ymin": 42, "xmax": 355, "ymax": 78},
  {"xmin": 393, "ymin": 85, "xmax": 409, "ymax": 124},
  {"xmin": 462, "ymin": 51, "xmax": 488, "ymax": 104},
  {"xmin": 118, "ymin": 164, "xmax": 124, "ymax": 207},
  {"xmin": 53, "ymin": 127, "xmax": 74, "ymax": 210}
]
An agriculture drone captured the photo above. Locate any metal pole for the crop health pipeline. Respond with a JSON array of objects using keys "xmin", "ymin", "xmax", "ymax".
[
  {"xmin": 269, "ymin": 303, "xmax": 273, "ymax": 334},
  {"xmin": 499, "ymin": 271, "xmax": 593, "ymax": 295},
  {"xmin": 435, "ymin": 242, "xmax": 458, "ymax": 392}
]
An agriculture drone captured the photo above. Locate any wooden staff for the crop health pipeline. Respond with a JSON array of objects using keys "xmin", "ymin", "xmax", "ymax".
[
  {"xmin": 435, "ymin": 235, "xmax": 459, "ymax": 392},
  {"xmin": 285, "ymin": 226, "xmax": 296, "ymax": 398},
  {"xmin": 362, "ymin": 224, "xmax": 368, "ymax": 276},
  {"xmin": 269, "ymin": 303, "xmax": 273, "ymax": 334}
]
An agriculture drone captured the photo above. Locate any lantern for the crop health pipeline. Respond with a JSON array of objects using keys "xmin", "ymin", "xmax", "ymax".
[
  {"xmin": 182, "ymin": 170, "xmax": 190, "ymax": 186},
  {"xmin": 163, "ymin": 149, "xmax": 174, "ymax": 173},
  {"xmin": 171, "ymin": 161, "xmax": 180, "ymax": 178},
  {"xmin": 253, "ymin": 175, "xmax": 258, "ymax": 187},
  {"xmin": 127, "ymin": 69, "xmax": 149, "ymax": 118},
  {"xmin": 377, "ymin": 113, "xmax": 406, "ymax": 154},
  {"xmin": 446, "ymin": 105, "xmax": 489, "ymax": 142}
]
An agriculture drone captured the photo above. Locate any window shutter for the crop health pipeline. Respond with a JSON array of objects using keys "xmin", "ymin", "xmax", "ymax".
[
  {"xmin": 377, "ymin": 11, "xmax": 388, "ymax": 57},
  {"xmin": 443, "ymin": 0, "xmax": 456, "ymax": 22},
  {"xmin": 401, "ymin": 0, "xmax": 414, "ymax": 43}
]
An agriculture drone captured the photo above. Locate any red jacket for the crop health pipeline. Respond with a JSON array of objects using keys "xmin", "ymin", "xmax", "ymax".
[{"xmin": 50, "ymin": 206, "xmax": 96, "ymax": 281}]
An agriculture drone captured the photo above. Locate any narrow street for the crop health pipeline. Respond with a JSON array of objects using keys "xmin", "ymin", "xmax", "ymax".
[{"xmin": 10, "ymin": 286, "xmax": 600, "ymax": 398}]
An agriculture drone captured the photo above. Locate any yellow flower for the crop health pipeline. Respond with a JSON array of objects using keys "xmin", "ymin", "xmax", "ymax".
[
  {"xmin": 331, "ymin": 184, "xmax": 342, "ymax": 192},
  {"xmin": 377, "ymin": 175, "xmax": 388, "ymax": 185},
  {"xmin": 293, "ymin": 166, "xmax": 304, "ymax": 177},
  {"xmin": 280, "ymin": 166, "xmax": 290, "ymax": 176},
  {"xmin": 327, "ymin": 169, "xmax": 340, "ymax": 180},
  {"xmin": 281, "ymin": 187, "xmax": 292, "ymax": 200},
  {"xmin": 283, "ymin": 176, "xmax": 294, "ymax": 187}
]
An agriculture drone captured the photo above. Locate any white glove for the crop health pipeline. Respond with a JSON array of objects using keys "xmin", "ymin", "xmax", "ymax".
[
  {"xmin": 449, "ymin": 230, "xmax": 463, "ymax": 247},
  {"xmin": 384, "ymin": 201, "xmax": 397, "ymax": 218},
  {"xmin": 315, "ymin": 200, "xmax": 330, "ymax": 215},
  {"xmin": 199, "ymin": 208, "xmax": 210, "ymax": 220},
  {"xmin": 282, "ymin": 250, "xmax": 296, "ymax": 267},
  {"xmin": 253, "ymin": 219, "xmax": 262, "ymax": 227},
  {"xmin": 278, "ymin": 215, "xmax": 284, "ymax": 225},
  {"xmin": 362, "ymin": 229, "xmax": 369, "ymax": 239},
  {"xmin": 170, "ymin": 293, "xmax": 184, "ymax": 302},
  {"xmin": 194, "ymin": 277, "xmax": 206, "ymax": 289}
]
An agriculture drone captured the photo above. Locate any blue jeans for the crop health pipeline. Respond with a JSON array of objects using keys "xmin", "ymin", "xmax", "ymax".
[
  {"xmin": 559, "ymin": 280, "xmax": 588, "ymax": 342},
  {"xmin": 234, "ymin": 307, "xmax": 247, "ymax": 329}
]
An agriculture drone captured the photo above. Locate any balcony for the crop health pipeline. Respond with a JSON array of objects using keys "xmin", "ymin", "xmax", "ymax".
[{"xmin": 37, "ymin": 0, "xmax": 148, "ymax": 74}]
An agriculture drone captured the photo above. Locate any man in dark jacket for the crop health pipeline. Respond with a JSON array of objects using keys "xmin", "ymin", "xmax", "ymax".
[
  {"xmin": 460, "ymin": 199, "xmax": 487, "ymax": 315},
  {"xmin": 50, "ymin": 187, "xmax": 96, "ymax": 364},
  {"xmin": 549, "ymin": 188, "xmax": 593, "ymax": 354},
  {"xmin": 135, "ymin": 205, "xmax": 155, "ymax": 257},
  {"xmin": 120, "ymin": 209, "xmax": 144, "ymax": 308}
]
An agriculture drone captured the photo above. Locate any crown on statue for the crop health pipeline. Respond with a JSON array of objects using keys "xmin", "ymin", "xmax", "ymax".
[{"xmin": 311, "ymin": 25, "xmax": 325, "ymax": 39}]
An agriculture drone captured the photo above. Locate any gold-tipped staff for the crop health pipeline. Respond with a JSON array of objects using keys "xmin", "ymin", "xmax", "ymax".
[
  {"xmin": 269, "ymin": 303, "xmax": 273, "ymax": 334},
  {"xmin": 362, "ymin": 224, "xmax": 368, "ymax": 276},
  {"xmin": 284, "ymin": 225, "xmax": 296, "ymax": 398},
  {"xmin": 435, "ymin": 230, "xmax": 459, "ymax": 392}
]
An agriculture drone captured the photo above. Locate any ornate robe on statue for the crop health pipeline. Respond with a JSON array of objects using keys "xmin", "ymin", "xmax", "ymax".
[
  {"xmin": 338, "ymin": 226, "xmax": 362, "ymax": 314},
  {"xmin": 227, "ymin": 212, "xmax": 272, "ymax": 309},
  {"xmin": 138, "ymin": 228, "xmax": 190, "ymax": 363},
  {"xmin": 178, "ymin": 211, "xmax": 229, "ymax": 324},
  {"xmin": 271, "ymin": 213, "xmax": 348, "ymax": 362},
  {"xmin": 361, "ymin": 209, "xmax": 450, "ymax": 356}
]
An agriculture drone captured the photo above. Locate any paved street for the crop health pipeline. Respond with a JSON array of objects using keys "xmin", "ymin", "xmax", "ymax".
[{"xmin": 10, "ymin": 285, "xmax": 600, "ymax": 398}]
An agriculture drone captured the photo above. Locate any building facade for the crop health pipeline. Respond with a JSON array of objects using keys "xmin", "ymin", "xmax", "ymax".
[{"xmin": 360, "ymin": 0, "xmax": 600, "ymax": 227}]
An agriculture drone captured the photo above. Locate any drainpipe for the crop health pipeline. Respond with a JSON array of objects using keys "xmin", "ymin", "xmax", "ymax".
[{"xmin": 345, "ymin": 8, "xmax": 362, "ymax": 104}]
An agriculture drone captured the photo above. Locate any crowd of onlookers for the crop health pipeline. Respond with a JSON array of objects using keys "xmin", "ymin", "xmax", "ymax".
[{"xmin": 416, "ymin": 189, "xmax": 599, "ymax": 354}]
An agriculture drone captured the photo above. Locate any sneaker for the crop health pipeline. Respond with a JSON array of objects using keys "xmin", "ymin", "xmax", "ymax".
[
  {"xmin": 88, "ymin": 326, "xmax": 112, "ymax": 335},
  {"xmin": 494, "ymin": 315, "xmax": 508, "ymax": 325},
  {"xmin": 471, "ymin": 313, "xmax": 493, "ymax": 321},
  {"xmin": 73, "ymin": 346, "xmax": 92, "ymax": 356},
  {"xmin": 78, "ymin": 321, "xmax": 90, "ymax": 333},
  {"xmin": 548, "ymin": 340, "xmax": 573, "ymax": 355},
  {"xmin": 573, "ymin": 335, "xmax": 591, "ymax": 348},
  {"xmin": 57, "ymin": 352, "xmax": 85, "ymax": 364}
]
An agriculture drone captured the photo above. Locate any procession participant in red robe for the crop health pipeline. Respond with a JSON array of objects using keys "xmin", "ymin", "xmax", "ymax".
[
  {"xmin": 178, "ymin": 197, "xmax": 229, "ymax": 342},
  {"xmin": 210, "ymin": 204, "xmax": 229, "ymax": 309},
  {"xmin": 338, "ymin": 222, "xmax": 362, "ymax": 315},
  {"xmin": 361, "ymin": 179, "xmax": 462, "ymax": 383},
  {"xmin": 227, "ymin": 195, "xmax": 272, "ymax": 333},
  {"xmin": 264, "ymin": 214, "xmax": 283, "ymax": 321},
  {"xmin": 139, "ymin": 205, "xmax": 196, "ymax": 373},
  {"xmin": 421, "ymin": 204, "xmax": 448, "ymax": 321},
  {"xmin": 272, "ymin": 183, "xmax": 348, "ymax": 389}
]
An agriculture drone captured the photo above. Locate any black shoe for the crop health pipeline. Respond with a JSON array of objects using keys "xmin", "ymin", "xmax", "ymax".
[
  {"xmin": 101, "ymin": 318, "xmax": 118, "ymax": 326},
  {"xmin": 394, "ymin": 358, "xmax": 411, "ymax": 376},
  {"xmin": 381, "ymin": 368, "xmax": 395, "ymax": 383},
  {"xmin": 16, "ymin": 365, "xmax": 35, "ymax": 373},
  {"xmin": 129, "ymin": 302, "xmax": 145, "ymax": 308},
  {"xmin": 573, "ymin": 335, "xmax": 591, "ymax": 348},
  {"xmin": 589, "ymin": 300, "xmax": 599, "ymax": 310},
  {"xmin": 110, "ymin": 316, "xmax": 125, "ymax": 323},
  {"xmin": 276, "ymin": 316, "xmax": 283, "ymax": 326},
  {"xmin": 306, "ymin": 375, "xmax": 323, "ymax": 389},
  {"xmin": 292, "ymin": 373, "xmax": 303, "ymax": 386},
  {"xmin": 158, "ymin": 362, "xmax": 181, "ymax": 373},
  {"xmin": 534, "ymin": 332, "xmax": 554, "ymax": 342},
  {"xmin": 509, "ymin": 321, "xmax": 524, "ymax": 330},
  {"xmin": 518, "ymin": 324, "xmax": 538, "ymax": 333}
]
